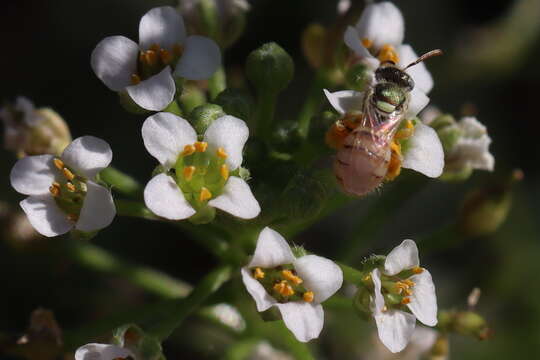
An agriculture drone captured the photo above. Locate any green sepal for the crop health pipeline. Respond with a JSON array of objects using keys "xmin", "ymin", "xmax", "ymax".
[
  {"xmin": 214, "ymin": 88, "xmax": 254, "ymax": 121},
  {"xmin": 189, "ymin": 104, "xmax": 226, "ymax": 134},
  {"xmin": 260, "ymin": 306, "xmax": 282, "ymax": 322},
  {"xmin": 352, "ymin": 286, "xmax": 372, "ymax": 321},
  {"xmin": 188, "ymin": 204, "xmax": 216, "ymax": 225},
  {"xmin": 360, "ymin": 255, "xmax": 386, "ymax": 273},
  {"xmin": 70, "ymin": 230, "xmax": 98, "ymax": 241},
  {"xmin": 118, "ymin": 92, "xmax": 151, "ymax": 115}
]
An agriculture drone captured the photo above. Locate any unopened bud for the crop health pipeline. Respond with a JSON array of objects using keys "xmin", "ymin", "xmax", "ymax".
[
  {"xmin": 353, "ymin": 285, "xmax": 372, "ymax": 320},
  {"xmin": 246, "ymin": 42, "xmax": 294, "ymax": 95},
  {"xmin": 278, "ymin": 170, "xmax": 327, "ymax": 221},
  {"xmin": 180, "ymin": 84, "xmax": 206, "ymax": 114},
  {"xmin": 214, "ymin": 88, "xmax": 253, "ymax": 121},
  {"xmin": 302, "ymin": 23, "xmax": 327, "ymax": 69},
  {"xmin": 345, "ymin": 63, "xmax": 371, "ymax": 92},
  {"xmin": 454, "ymin": 311, "xmax": 491, "ymax": 340},
  {"xmin": 190, "ymin": 104, "xmax": 226, "ymax": 134}
]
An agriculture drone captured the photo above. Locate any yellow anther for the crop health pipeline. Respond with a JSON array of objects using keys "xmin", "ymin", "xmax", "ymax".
[
  {"xmin": 404, "ymin": 279, "xmax": 415, "ymax": 287},
  {"xmin": 149, "ymin": 43, "xmax": 160, "ymax": 52},
  {"xmin": 143, "ymin": 50, "xmax": 158, "ymax": 66},
  {"xmin": 401, "ymin": 297, "xmax": 411, "ymax": 305},
  {"xmin": 216, "ymin": 147, "xmax": 228, "ymax": 159},
  {"xmin": 363, "ymin": 274, "xmax": 372, "ymax": 282},
  {"xmin": 67, "ymin": 213, "xmax": 79, "ymax": 222},
  {"xmin": 395, "ymin": 119, "xmax": 415, "ymax": 140},
  {"xmin": 253, "ymin": 267, "xmax": 265, "ymax": 279},
  {"xmin": 182, "ymin": 144, "xmax": 196, "ymax": 156},
  {"xmin": 53, "ymin": 158, "xmax": 64, "ymax": 170},
  {"xmin": 273, "ymin": 280, "xmax": 294, "ymax": 297},
  {"xmin": 282, "ymin": 270, "xmax": 303, "ymax": 285},
  {"xmin": 49, "ymin": 182, "xmax": 60, "ymax": 197},
  {"xmin": 412, "ymin": 266, "xmax": 424, "ymax": 274},
  {"xmin": 172, "ymin": 44, "xmax": 183, "ymax": 57},
  {"xmin": 382, "ymin": 305, "xmax": 388, "ymax": 312},
  {"xmin": 66, "ymin": 182, "xmax": 76, "ymax": 192},
  {"xmin": 62, "ymin": 168, "xmax": 75, "ymax": 181},
  {"xmin": 220, "ymin": 164, "xmax": 229, "ymax": 180},
  {"xmin": 199, "ymin": 187, "xmax": 212, "ymax": 202},
  {"xmin": 194, "ymin": 141, "xmax": 208, "ymax": 152},
  {"xmin": 361, "ymin": 37, "xmax": 373, "ymax": 49},
  {"xmin": 131, "ymin": 74, "xmax": 141, "ymax": 85},
  {"xmin": 183, "ymin": 166, "xmax": 196, "ymax": 181},
  {"xmin": 303, "ymin": 291, "xmax": 315, "ymax": 303},
  {"xmin": 378, "ymin": 44, "xmax": 399, "ymax": 64},
  {"xmin": 159, "ymin": 48, "xmax": 172, "ymax": 64}
]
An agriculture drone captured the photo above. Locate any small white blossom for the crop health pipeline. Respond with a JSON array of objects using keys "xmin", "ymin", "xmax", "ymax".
[
  {"xmin": 368, "ymin": 326, "xmax": 438, "ymax": 360},
  {"xmin": 370, "ymin": 240, "xmax": 437, "ymax": 353},
  {"xmin": 324, "ymin": 89, "xmax": 444, "ymax": 178},
  {"xmin": 142, "ymin": 112, "xmax": 260, "ymax": 220},
  {"xmin": 241, "ymin": 227, "xmax": 343, "ymax": 342},
  {"xmin": 75, "ymin": 343, "xmax": 134, "ymax": 360},
  {"xmin": 209, "ymin": 303, "xmax": 246, "ymax": 332},
  {"xmin": 91, "ymin": 6, "xmax": 221, "ymax": 111},
  {"xmin": 10, "ymin": 136, "xmax": 115, "ymax": 237},
  {"xmin": 248, "ymin": 341, "xmax": 294, "ymax": 360}
]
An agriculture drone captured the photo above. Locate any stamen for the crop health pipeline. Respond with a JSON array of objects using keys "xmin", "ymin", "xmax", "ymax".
[
  {"xmin": 199, "ymin": 187, "xmax": 212, "ymax": 202},
  {"xmin": 183, "ymin": 166, "xmax": 196, "ymax": 181},
  {"xmin": 62, "ymin": 168, "xmax": 75, "ymax": 181},
  {"xmin": 378, "ymin": 44, "xmax": 399, "ymax": 64},
  {"xmin": 412, "ymin": 266, "xmax": 424, "ymax": 274},
  {"xmin": 53, "ymin": 158, "xmax": 64, "ymax": 170},
  {"xmin": 194, "ymin": 141, "xmax": 208, "ymax": 152},
  {"xmin": 67, "ymin": 213, "xmax": 79, "ymax": 222},
  {"xmin": 361, "ymin": 38, "xmax": 373, "ymax": 48},
  {"xmin": 220, "ymin": 164, "xmax": 229, "ymax": 180},
  {"xmin": 216, "ymin": 147, "xmax": 228, "ymax": 159},
  {"xmin": 303, "ymin": 291, "xmax": 314, "ymax": 303},
  {"xmin": 182, "ymin": 144, "xmax": 196, "ymax": 156},
  {"xmin": 363, "ymin": 274, "xmax": 371, "ymax": 282},
  {"xmin": 149, "ymin": 43, "xmax": 160, "ymax": 52},
  {"xmin": 172, "ymin": 44, "xmax": 183, "ymax": 57},
  {"xmin": 273, "ymin": 280, "xmax": 295, "ymax": 297},
  {"xmin": 66, "ymin": 182, "xmax": 76, "ymax": 192},
  {"xmin": 282, "ymin": 270, "xmax": 303, "ymax": 285},
  {"xmin": 144, "ymin": 50, "xmax": 158, "ymax": 66},
  {"xmin": 159, "ymin": 48, "xmax": 172, "ymax": 64},
  {"xmin": 253, "ymin": 267, "xmax": 265, "ymax": 279},
  {"xmin": 401, "ymin": 297, "xmax": 411, "ymax": 305},
  {"xmin": 131, "ymin": 74, "xmax": 141, "ymax": 85},
  {"xmin": 49, "ymin": 182, "xmax": 61, "ymax": 197},
  {"xmin": 403, "ymin": 279, "xmax": 415, "ymax": 287}
]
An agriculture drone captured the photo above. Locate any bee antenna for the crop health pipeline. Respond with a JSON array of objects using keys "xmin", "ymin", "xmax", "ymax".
[{"xmin": 404, "ymin": 49, "xmax": 443, "ymax": 70}]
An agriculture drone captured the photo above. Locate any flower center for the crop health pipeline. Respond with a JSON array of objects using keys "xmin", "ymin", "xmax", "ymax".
[
  {"xmin": 360, "ymin": 38, "xmax": 399, "ymax": 64},
  {"xmin": 49, "ymin": 158, "xmax": 87, "ymax": 222},
  {"xmin": 251, "ymin": 266, "xmax": 315, "ymax": 303},
  {"xmin": 370, "ymin": 267, "xmax": 424, "ymax": 310},
  {"xmin": 131, "ymin": 43, "xmax": 184, "ymax": 85}
]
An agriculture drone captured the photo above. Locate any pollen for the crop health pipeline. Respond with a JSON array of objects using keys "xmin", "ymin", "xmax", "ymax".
[
  {"xmin": 282, "ymin": 270, "xmax": 303, "ymax": 285},
  {"xmin": 131, "ymin": 74, "xmax": 141, "ymax": 85},
  {"xmin": 253, "ymin": 267, "xmax": 265, "ymax": 279},
  {"xmin": 378, "ymin": 44, "xmax": 399, "ymax": 64},
  {"xmin": 403, "ymin": 279, "xmax": 415, "ymax": 287},
  {"xmin": 183, "ymin": 166, "xmax": 196, "ymax": 181},
  {"xmin": 361, "ymin": 38, "xmax": 373, "ymax": 49},
  {"xmin": 273, "ymin": 280, "xmax": 295, "ymax": 297},
  {"xmin": 159, "ymin": 49, "xmax": 172, "ymax": 64},
  {"xmin": 194, "ymin": 141, "xmax": 208, "ymax": 152},
  {"xmin": 66, "ymin": 182, "xmax": 76, "ymax": 192},
  {"xmin": 182, "ymin": 144, "xmax": 196, "ymax": 156},
  {"xmin": 49, "ymin": 182, "xmax": 61, "ymax": 197},
  {"xmin": 220, "ymin": 164, "xmax": 229, "ymax": 180},
  {"xmin": 412, "ymin": 266, "xmax": 424, "ymax": 274},
  {"xmin": 303, "ymin": 291, "xmax": 314, "ymax": 303},
  {"xmin": 53, "ymin": 158, "xmax": 64, "ymax": 170},
  {"xmin": 216, "ymin": 147, "xmax": 228, "ymax": 159},
  {"xmin": 62, "ymin": 168, "xmax": 75, "ymax": 181},
  {"xmin": 385, "ymin": 140, "xmax": 402, "ymax": 181},
  {"xmin": 395, "ymin": 119, "xmax": 415, "ymax": 140},
  {"xmin": 401, "ymin": 297, "xmax": 411, "ymax": 305},
  {"xmin": 199, "ymin": 187, "xmax": 212, "ymax": 202}
]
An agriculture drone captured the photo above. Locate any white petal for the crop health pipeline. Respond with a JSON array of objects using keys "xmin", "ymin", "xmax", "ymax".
[
  {"xmin": 174, "ymin": 35, "xmax": 221, "ymax": 80},
  {"xmin": 384, "ymin": 239, "xmax": 420, "ymax": 276},
  {"xmin": 355, "ymin": 2, "xmax": 405, "ymax": 50},
  {"xmin": 143, "ymin": 173, "xmax": 196, "ymax": 220},
  {"xmin": 398, "ymin": 44, "xmax": 434, "ymax": 94},
  {"xmin": 141, "ymin": 112, "xmax": 197, "ymax": 168},
  {"xmin": 293, "ymin": 255, "xmax": 343, "ymax": 303},
  {"xmin": 370, "ymin": 268, "xmax": 385, "ymax": 313},
  {"xmin": 344, "ymin": 26, "xmax": 372, "ymax": 59},
  {"xmin": 139, "ymin": 6, "xmax": 186, "ymax": 50},
  {"xmin": 76, "ymin": 181, "xmax": 116, "ymax": 232},
  {"xmin": 407, "ymin": 270, "xmax": 438, "ymax": 326},
  {"xmin": 10, "ymin": 155, "xmax": 56, "ymax": 196},
  {"xmin": 16, "ymin": 96, "xmax": 37, "ymax": 126},
  {"xmin": 275, "ymin": 302, "xmax": 324, "ymax": 343},
  {"xmin": 240, "ymin": 267, "xmax": 276, "ymax": 312},
  {"xmin": 91, "ymin": 36, "xmax": 139, "ymax": 91},
  {"xmin": 203, "ymin": 115, "xmax": 248, "ymax": 170},
  {"xmin": 126, "ymin": 67, "xmax": 176, "ymax": 111},
  {"xmin": 208, "ymin": 177, "xmax": 260, "ymax": 219},
  {"xmin": 409, "ymin": 326, "xmax": 438, "ymax": 352},
  {"xmin": 406, "ymin": 88, "xmax": 430, "ymax": 118},
  {"xmin": 75, "ymin": 343, "xmax": 134, "ymax": 360},
  {"xmin": 20, "ymin": 195, "xmax": 72, "ymax": 237},
  {"xmin": 248, "ymin": 227, "xmax": 295, "ymax": 268},
  {"xmin": 323, "ymin": 89, "xmax": 364, "ymax": 115},
  {"xmin": 61, "ymin": 136, "xmax": 113, "ymax": 179},
  {"xmin": 402, "ymin": 122, "xmax": 444, "ymax": 178},
  {"xmin": 374, "ymin": 309, "xmax": 416, "ymax": 353}
]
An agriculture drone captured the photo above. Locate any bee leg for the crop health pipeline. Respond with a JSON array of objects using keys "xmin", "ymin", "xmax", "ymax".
[
  {"xmin": 385, "ymin": 140, "xmax": 403, "ymax": 181},
  {"xmin": 325, "ymin": 117, "xmax": 359, "ymax": 149},
  {"xmin": 394, "ymin": 119, "xmax": 415, "ymax": 140}
]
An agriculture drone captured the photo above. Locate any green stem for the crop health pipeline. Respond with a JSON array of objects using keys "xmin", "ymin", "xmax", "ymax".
[
  {"xmin": 115, "ymin": 199, "xmax": 158, "ymax": 220},
  {"xmin": 148, "ymin": 265, "xmax": 232, "ymax": 340},
  {"xmin": 208, "ymin": 66, "xmax": 227, "ymax": 100},
  {"xmin": 297, "ymin": 70, "xmax": 330, "ymax": 140},
  {"xmin": 338, "ymin": 262, "xmax": 365, "ymax": 284},
  {"xmin": 100, "ymin": 167, "xmax": 143, "ymax": 198},
  {"xmin": 254, "ymin": 89, "xmax": 278, "ymax": 141}
]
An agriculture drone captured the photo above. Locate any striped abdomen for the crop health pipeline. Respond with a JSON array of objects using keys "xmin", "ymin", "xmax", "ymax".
[{"xmin": 334, "ymin": 128, "xmax": 391, "ymax": 196}]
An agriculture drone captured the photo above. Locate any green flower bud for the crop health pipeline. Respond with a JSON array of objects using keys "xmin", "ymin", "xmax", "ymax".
[
  {"xmin": 439, "ymin": 310, "xmax": 490, "ymax": 341},
  {"xmin": 112, "ymin": 323, "xmax": 165, "ymax": 360},
  {"xmin": 118, "ymin": 91, "xmax": 151, "ymax": 115},
  {"xmin": 179, "ymin": 85, "xmax": 207, "ymax": 114},
  {"xmin": 353, "ymin": 285, "xmax": 372, "ymax": 320},
  {"xmin": 190, "ymin": 104, "xmax": 225, "ymax": 134},
  {"xmin": 246, "ymin": 42, "xmax": 294, "ymax": 95},
  {"xmin": 345, "ymin": 63, "xmax": 371, "ymax": 92},
  {"xmin": 301, "ymin": 23, "xmax": 327, "ymax": 69},
  {"xmin": 270, "ymin": 121, "xmax": 301, "ymax": 153},
  {"xmin": 278, "ymin": 170, "xmax": 327, "ymax": 221},
  {"xmin": 214, "ymin": 88, "xmax": 253, "ymax": 121}
]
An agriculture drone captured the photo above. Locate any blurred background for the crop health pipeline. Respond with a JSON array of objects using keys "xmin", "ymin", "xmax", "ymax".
[{"xmin": 1, "ymin": 0, "xmax": 539, "ymax": 359}]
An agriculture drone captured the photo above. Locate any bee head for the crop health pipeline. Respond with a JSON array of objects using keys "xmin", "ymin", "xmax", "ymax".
[
  {"xmin": 375, "ymin": 66, "xmax": 415, "ymax": 92},
  {"xmin": 373, "ymin": 82, "xmax": 407, "ymax": 113}
]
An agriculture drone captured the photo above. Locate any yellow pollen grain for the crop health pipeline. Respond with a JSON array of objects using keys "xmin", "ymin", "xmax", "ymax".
[
  {"xmin": 253, "ymin": 267, "xmax": 265, "ymax": 279},
  {"xmin": 303, "ymin": 291, "xmax": 314, "ymax": 303},
  {"xmin": 131, "ymin": 74, "xmax": 141, "ymax": 85},
  {"xmin": 216, "ymin": 147, "xmax": 228, "ymax": 159},
  {"xmin": 401, "ymin": 297, "xmax": 411, "ymax": 305},
  {"xmin": 404, "ymin": 279, "xmax": 415, "ymax": 287},
  {"xmin": 66, "ymin": 182, "xmax": 76, "ymax": 192},
  {"xmin": 182, "ymin": 144, "xmax": 196, "ymax": 156},
  {"xmin": 183, "ymin": 166, "xmax": 196, "ymax": 181},
  {"xmin": 199, "ymin": 187, "xmax": 212, "ymax": 202},
  {"xmin": 62, "ymin": 168, "xmax": 75, "ymax": 181},
  {"xmin": 159, "ymin": 48, "xmax": 172, "ymax": 64},
  {"xmin": 194, "ymin": 141, "xmax": 208, "ymax": 152},
  {"xmin": 412, "ymin": 266, "xmax": 424, "ymax": 274},
  {"xmin": 49, "ymin": 183, "xmax": 60, "ymax": 197},
  {"xmin": 361, "ymin": 38, "xmax": 373, "ymax": 48},
  {"xmin": 378, "ymin": 44, "xmax": 399, "ymax": 64},
  {"xmin": 53, "ymin": 158, "xmax": 64, "ymax": 170},
  {"xmin": 273, "ymin": 280, "xmax": 295, "ymax": 297},
  {"xmin": 282, "ymin": 270, "xmax": 303, "ymax": 285},
  {"xmin": 363, "ymin": 274, "xmax": 371, "ymax": 282},
  {"xmin": 220, "ymin": 164, "xmax": 229, "ymax": 180}
]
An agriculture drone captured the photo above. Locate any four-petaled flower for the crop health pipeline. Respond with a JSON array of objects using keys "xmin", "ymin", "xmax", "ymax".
[
  {"xmin": 75, "ymin": 343, "xmax": 134, "ymax": 360},
  {"xmin": 10, "ymin": 136, "xmax": 116, "ymax": 237},
  {"xmin": 369, "ymin": 239, "xmax": 437, "ymax": 353},
  {"xmin": 91, "ymin": 6, "xmax": 221, "ymax": 111},
  {"xmin": 241, "ymin": 227, "xmax": 343, "ymax": 342},
  {"xmin": 142, "ymin": 112, "xmax": 260, "ymax": 221}
]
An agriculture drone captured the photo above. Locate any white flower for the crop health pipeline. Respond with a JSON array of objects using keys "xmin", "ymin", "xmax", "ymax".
[
  {"xmin": 369, "ymin": 326, "xmax": 438, "ymax": 360},
  {"xmin": 10, "ymin": 136, "xmax": 116, "ymax": 237},
  {"xmin": 91, "ymin": 6, "xmax": 221, "ymax": 111},
  {"xmin": 248, "ymin": 341, "xmax": 294, "ymax": 360},
  {"xmin": 142, "ymin": 112, "xmax": 260, "ymax": 220},
  {"xmin": 324, "ymin": 90, "xmax": 444, "ymax": 178},
  {"xmin": 209, "ymin": 303, "xmax": 246, "ymax": 332},
  {"xmin": 75, "ymin": 343, "xmax": 134, "ymax": 360},
  {"xmin": 370, "ymin": 240, "xmax": 437, "ymax": 353},
  {"xmin": 241, "ymin": 227, "xmax": 343, "ymax": 342}
]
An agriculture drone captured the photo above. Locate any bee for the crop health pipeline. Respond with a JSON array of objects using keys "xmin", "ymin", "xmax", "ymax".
[{"xmin": 331, "ymin": 49, "xmax": 442, "ymax": 196}]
